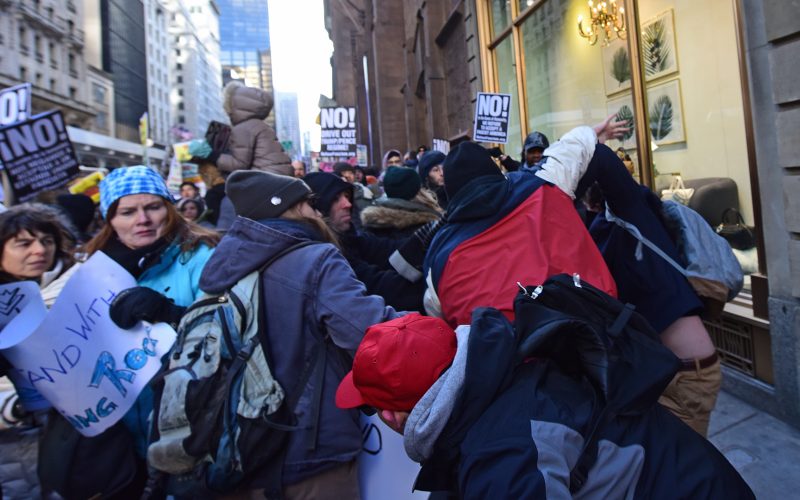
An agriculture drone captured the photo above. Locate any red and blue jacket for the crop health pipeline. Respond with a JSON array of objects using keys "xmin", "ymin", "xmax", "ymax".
[{"xmin": 423, "ymin": 170, "xmax": 617, "ymax": 327}]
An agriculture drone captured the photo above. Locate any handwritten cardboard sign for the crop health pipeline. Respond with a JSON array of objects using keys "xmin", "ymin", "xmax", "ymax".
[
  {"xmin": 0, "ymin": 110, "xmax": 80, "ymax": 201},
  {"xmin": 473, "ymin": 92, "xmax": 512, "ymax": 144},
  {"xmin": 358, "ymin": 414, "xmax": 428, "ymax": 499},
  {"xmin": 320, "ymin": 106, "xmax": 357, "ymax": 159},
  {"xmin": 0, "ymin": 252, "xmax": 176, "ymax": 436},
  {"xmin": 0, "ymin": 83, "xmax": 32, "ymax": 127}
]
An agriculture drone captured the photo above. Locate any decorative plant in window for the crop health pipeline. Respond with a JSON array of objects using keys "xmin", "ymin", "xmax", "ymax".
[
  {"xmin": 642, "ymin": 18, "xmax": 671, "ymax": 76},
  {"xmin": 615, "ymin": 104, "xmax": 634, "ymax": 141},
  {"xmin": 649, "ymin": 94, "xmax": 673, "ymax": 140},
  {"xmin": 611, "ymin": 47, "xmax": 631, "ymax": 87}
]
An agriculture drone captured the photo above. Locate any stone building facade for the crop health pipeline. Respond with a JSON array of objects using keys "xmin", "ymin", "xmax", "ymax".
[
  {"xmin": 0, "ymin": 0, "xmax": 94, "ymax": 128},
  {"xmin": 323, "ymin": 0, "xmax": 481, "ymax": 166}
]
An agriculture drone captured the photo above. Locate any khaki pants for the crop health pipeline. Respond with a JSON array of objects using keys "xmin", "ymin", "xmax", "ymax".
[
  {"xmin": 658, "ymin": 358, "xmax": 722, "ymax": 437},
  {"xmin": 221, "ymin": 461, "xmax": 360, "ymax": 500}
]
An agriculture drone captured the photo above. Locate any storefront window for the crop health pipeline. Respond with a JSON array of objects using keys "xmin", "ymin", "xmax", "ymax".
[
  {"xmin": 494, "ymin": 36, "xmax": 522, "ymax": 150},
  {"xmin": 520, "ymin": 0, "xmax": 609, "ymax": 156},
  {"xmin": 483, "ymin": 0, "xmax": 760, "ymax": 291},
  {"xmin": 491, "ymin": 0, "xmax": 513, "ymax": 39},
  {"xmin": 638, "ymin": 0, "xmax": 757, "ymax": 288}
]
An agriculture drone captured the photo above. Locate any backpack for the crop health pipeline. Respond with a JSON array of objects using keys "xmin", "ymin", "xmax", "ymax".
[
  {"xmin": 513, "ymin": 273, "xmax": 681, "ymax": 494},
  {"xmin": 147, "ymin": 241, "xmax": 324, "ymax": 497},
  {"xmin": 604, "ymin": 202, "xmax": 743, "ymax": 315}
]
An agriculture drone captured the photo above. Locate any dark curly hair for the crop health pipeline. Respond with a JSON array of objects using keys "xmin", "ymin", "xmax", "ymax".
[{"xmin": 0, "ymin": 203, "xmax": 77, "ymax": 284}]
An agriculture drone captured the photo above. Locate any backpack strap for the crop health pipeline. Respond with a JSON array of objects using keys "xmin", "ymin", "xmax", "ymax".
[{"xmin": 604, "ymin": 205, "xmax": 689, "ymax": 278}]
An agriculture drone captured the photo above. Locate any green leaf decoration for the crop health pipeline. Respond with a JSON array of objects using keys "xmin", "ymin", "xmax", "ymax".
[
  {"xmin": 615, "ymin": 105, "xmax": 634, "ymax": 141},
  {"xmin": 642, "ymin": 18, "xmax": 671, "ymax": 76},
  {"xmin": 611, "ymin": 47, "xmax": 631, "ymax": 86},
  {"xmin": 649, "ymin": 95, "xmax": 673, "ymax": 141}
]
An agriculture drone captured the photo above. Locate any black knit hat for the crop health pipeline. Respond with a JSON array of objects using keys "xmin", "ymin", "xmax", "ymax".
[
  {"xmin": 383, "ymin": 166, "xmax": 421, "ymax": 200},
  {"xmin": 303, "ymin": 172, "xmax": 353, "ymax": 216},
  {"xmin": 417, "ymin": 151, "xmax": 446, "ymax": 182},
  {"xmin": 56, "ymin": 194, "xmax": 95, "ymax": 233},
  {"xmin": 443, "ymin": 142, "xmax": 503, "ymax": 199},
  {"xmin": 225, "ymin": 170, "xmax": 311, "ymax": 220}
]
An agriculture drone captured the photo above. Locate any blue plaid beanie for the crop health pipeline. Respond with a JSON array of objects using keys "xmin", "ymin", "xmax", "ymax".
[{"xmin": 100, "ymin": 166, "xmax": 174, "ymax": 218}]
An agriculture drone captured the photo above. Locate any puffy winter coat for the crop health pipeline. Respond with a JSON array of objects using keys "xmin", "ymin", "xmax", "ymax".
[
  {"xmin": 199, "ymin": 217, "xmax": 400, "ymax": 486},
  {"xmin": 360, "ymin": 189, "xmax": 442, "ymax": 240},
  {"xmin": 407, "ymin": 307, "xmax": 754, "ymax": 500},
  {"xmin": 217, "ymin": 83, "xmax": 292, "ymax": 176},
  {"xmin": 423, "ymin": 127, "xmax": 617, "ymax": 327}
]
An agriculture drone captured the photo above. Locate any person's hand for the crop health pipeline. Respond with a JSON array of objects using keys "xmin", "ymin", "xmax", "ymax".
[
  {"xmin": 593, "ymin": 113, "xmax": 631, "ymax": 144},
  {"xmin": 109, "ymin": 286, "xmax": 186, "ymax": 329}
]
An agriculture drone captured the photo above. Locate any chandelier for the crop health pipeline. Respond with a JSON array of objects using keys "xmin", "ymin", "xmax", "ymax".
[{"xmin": 577, "ymin": 0, "xmax": 627, "ymax": 46}]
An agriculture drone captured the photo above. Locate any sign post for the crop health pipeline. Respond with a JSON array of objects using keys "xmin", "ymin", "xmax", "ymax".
[{"xmin": 473, "ymin": 92, "xmax": 512, "ymax": 144}]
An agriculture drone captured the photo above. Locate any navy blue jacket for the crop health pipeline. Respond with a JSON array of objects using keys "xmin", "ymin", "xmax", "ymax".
[
  {"xmin": 414, "ymin": 307, "xmax": 753, "ymax": 499},
  {"xmin": 582, "ymin": 145, "xmax": 703, "ymax": 332},
  {"xmin": 199, "ymin": 217, "xmax": 400, "ymax": 485}
]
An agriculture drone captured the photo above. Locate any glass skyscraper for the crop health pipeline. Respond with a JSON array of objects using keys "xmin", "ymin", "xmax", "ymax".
[{"xmin": 217, "ymin": 0, "xmax": 273, "ymax": 92}]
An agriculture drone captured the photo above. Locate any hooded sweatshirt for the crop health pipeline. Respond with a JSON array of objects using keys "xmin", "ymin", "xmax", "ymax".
[{"xmin": 217, "ymin": 82, "xmax": 292, "ymax": 176}]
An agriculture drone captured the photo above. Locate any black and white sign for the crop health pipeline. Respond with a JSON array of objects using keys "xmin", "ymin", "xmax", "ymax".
[
  {"xmin": 0, "ymin": 110, "xmax": 80, "ymax": 201},
  {"xmin": 473, "ymin": 92, "xmax": 512, "ymax": 144},
  {"xmin": 0, "ymin": 83, "xmax": 32, "ymax": 127},
  {"xmin": 320, "ymin": 106, "xmax": 357, "ymax": 158}
]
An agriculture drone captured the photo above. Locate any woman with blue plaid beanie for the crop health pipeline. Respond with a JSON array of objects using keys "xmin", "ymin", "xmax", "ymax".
[{"xmin": 67, "ymin": 165, "xmax": 220, "ymax": 496}]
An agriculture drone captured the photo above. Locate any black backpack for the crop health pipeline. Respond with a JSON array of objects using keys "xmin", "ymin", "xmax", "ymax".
[{"xmin": 513, "ymin": 273, "xmax": 681, "ymax": 493}]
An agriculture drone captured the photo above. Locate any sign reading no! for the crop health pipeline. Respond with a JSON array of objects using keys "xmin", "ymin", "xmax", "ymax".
[{"xmin": 473, "ymin": 92, "xmax": 512, "ymax": 144}]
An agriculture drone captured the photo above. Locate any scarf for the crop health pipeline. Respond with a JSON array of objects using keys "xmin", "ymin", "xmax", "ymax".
[{"xmin": 102, "ymin": 237, "xmax": 170, "ymax": 280}]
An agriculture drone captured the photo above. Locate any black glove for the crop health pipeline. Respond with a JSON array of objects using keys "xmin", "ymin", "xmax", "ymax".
[
  {"xmin": 109, "ymin": 286, "xmax": 186, "ymax": 329},
  {"xmin": 389, "ymin": 218, "xmax": 444, "ymax": 282}
]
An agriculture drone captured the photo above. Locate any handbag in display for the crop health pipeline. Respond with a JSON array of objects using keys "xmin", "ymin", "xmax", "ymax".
[
  {"xmin": 716, "ymin": 208, "xmax": 756, "ymax": 250},
  {"xmin": 660, "ymin": 175, "xmax": 695, "ymax": 205}
]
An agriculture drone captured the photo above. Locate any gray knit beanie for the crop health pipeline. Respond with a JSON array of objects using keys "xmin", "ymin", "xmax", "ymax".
[{"xmin": 225, "ymin": 170, "xmax": 311, "ymax": 220}]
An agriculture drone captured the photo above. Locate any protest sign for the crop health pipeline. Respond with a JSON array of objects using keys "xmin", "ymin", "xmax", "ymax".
[
  {"xmin": 0, "ymin": 110, "xmax": 80, "ymax": 201},
  {"xmin": 473, "ymin": 92, "xmax": 512, "ymax": 144},
  {"xmin": 432, "ymin": 138, "xmax": 450, "ymax": 155},
  {"xmin": 0, "ymin": 252, "xmax": 176, "ymax": 436},
  {"xmin": 320, "ymin": 106, "xmax": 357, "ymax": 158},
  {"xmin": 0, "ymin": 83, "xmax": 32, "ymax": 127},
  {"xmin": 0, "ymin": 281, "xmax": 50, "ymax": 411},
  {"xmin": 356, "ymin": 144, "xmax": 368, "ymax": 167},
  {"xmin": 358, "ymin": 414, "xmax": 428, "ymax": 499}
]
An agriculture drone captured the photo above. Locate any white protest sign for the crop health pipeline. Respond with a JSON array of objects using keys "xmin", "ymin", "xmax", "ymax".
[
  {"xmin": 0, "ymin": 252, "xmax": 176, "ymax": 436},
  {"xmin": 320, "ymin": 106, "xmax": 357, "ymax": 158},
  {"xmin": 0, "ymin": 281, "xmax": 51, "ymax": 411},
  {"xmin": 0, "ymin": 83, "xmax": 32, "ymax": 126},
  {"xmin": 432, "ymin": 138, "xmax": 450, "ymax": 155},
  {"xmin": 359, "ymin": 414, "xmax": 428, "ymax": 499},
  {"xmin": 473, "ymin": 92, "xmax": 512, "ymax": 144},
  {"xmin": 0, "ymin": 110, "xmax": 80, "ymax": 200}
]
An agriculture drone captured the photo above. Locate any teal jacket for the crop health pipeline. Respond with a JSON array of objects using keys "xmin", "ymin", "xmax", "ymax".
[
  {"xmin": 124, "ymin": 241, "xmax": 215, "ymax": 457},
  {"xmin": 138, "ymin": 242, "xmax": 215, "ymax": 307}
]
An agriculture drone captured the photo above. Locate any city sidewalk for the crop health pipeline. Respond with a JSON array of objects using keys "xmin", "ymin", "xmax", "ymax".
[{"xmin": 709, "ymin": 391, "xmax": 800, "ymax": 498}]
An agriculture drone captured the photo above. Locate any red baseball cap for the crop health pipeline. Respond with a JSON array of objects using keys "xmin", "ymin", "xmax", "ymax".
[{"xmin": 335, "ymin": 313, "xmax": 457, "ymax": 412}]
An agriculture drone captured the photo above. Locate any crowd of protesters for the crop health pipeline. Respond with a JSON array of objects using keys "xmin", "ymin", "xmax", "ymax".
[{"xmin": 0, "ymin": 81, "xmax": 753, "ymax": 499}]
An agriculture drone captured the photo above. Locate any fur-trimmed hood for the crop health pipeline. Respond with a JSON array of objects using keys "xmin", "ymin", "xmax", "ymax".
[
  {"xmin": 361, "ymin": 189, "xmax": 442, "ymax": 231},
  {"xmin": 223, "ymin": 81, "xmax": 273, "ymax": 125}
]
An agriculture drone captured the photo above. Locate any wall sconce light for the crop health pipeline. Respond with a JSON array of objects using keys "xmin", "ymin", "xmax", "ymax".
[{"xmin": 577, "ymin": 0, "xmax": 626, "ymax": 46}]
